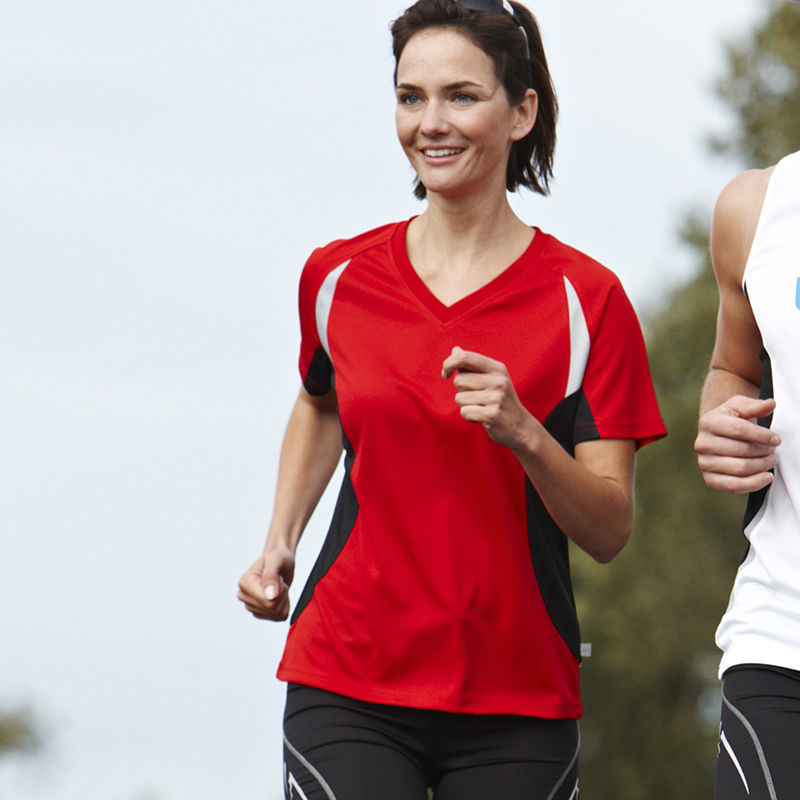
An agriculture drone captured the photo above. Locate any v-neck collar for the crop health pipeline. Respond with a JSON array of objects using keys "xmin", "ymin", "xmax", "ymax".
[{"xmin": 390, "ymin": 218, "xmax": 550, "ymax": 324}]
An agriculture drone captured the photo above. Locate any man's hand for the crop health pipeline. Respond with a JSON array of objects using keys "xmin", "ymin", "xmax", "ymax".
[{"xmin": 695, "ymin": 396, "xmax": 780, "ymax": 493}]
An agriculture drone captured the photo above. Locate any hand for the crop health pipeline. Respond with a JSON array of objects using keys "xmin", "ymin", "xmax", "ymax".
[
  {"xmin": 237, "ymin": 544, "xmax": 295, "ymax": 621},
  {"xmin": 441, "ymin": 346, "xmax": 535, "ymax": 450},
  {"xmin": 695, "ymin": 395, "xmax": 780, "ymax": 493}
]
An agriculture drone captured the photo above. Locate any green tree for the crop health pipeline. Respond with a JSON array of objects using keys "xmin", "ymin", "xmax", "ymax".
[
  {"xmin": 713, "ymin": 0, "xmax": 800, "ymax": 166},
  {"xmin": 0, "ymin": 710, "xmax": 38, "ymax": 757},
  {"xmin": 574, "ymin": 2, "xmax": 800, "ymax": 797}
]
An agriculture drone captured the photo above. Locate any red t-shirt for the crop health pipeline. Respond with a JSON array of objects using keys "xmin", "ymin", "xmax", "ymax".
[{"xmin": 277, "ymin": 220, "xmax": 666, "ymax": 718}]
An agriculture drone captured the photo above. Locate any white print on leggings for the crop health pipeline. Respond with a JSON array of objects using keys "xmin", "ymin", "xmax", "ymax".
[
  {"xmin": 284, "ymin": 735, "xmax": 339, "ymax": 800},
  {"xmin": 284, "ymin": 765, "xmax": 310, "ymax": 800},
  {"xmin": 721, "ymin": 690, "xmax": 778, "ymax": 800}
]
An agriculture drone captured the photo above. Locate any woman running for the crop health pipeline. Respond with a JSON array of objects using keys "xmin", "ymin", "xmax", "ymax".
[{"xmin": 239, "ymin": 1, "xmax": 666, "ymax": 797}]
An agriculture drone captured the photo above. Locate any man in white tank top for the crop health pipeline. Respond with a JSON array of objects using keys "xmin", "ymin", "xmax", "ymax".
[{"xmin": 695, "ymin": 149, "xmax": 800, "ymax": 799}]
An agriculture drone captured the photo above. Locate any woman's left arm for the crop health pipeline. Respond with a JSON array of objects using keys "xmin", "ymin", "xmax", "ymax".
[{"xmin": 442, "ymin": 347, "xmax": 634, "ymax": 563}]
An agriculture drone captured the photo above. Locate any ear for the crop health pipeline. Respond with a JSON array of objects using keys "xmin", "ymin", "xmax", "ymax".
[{"xmin": 510, "ymin": 89, "xmax": 538, "ymax": 142}]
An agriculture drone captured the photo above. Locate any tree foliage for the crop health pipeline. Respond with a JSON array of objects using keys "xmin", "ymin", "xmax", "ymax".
[
  {"xmin": 0, "ymin": 710, "xmax": 39, "ymax": 758},
  {"xmin": 572, "ymin": 2, "xmax": 800, "ymax": 797},
  {"xmin": 713, "ymin": 0, "xmax": 800, "ymax": 165}
]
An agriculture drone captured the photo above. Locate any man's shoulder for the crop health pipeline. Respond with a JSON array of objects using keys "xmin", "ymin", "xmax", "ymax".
[
  {"xmin": 711, "ymin": 166, "xmax": 776, "ymax": 287},
  {"xmin": 715, "ymin": 166, "xmax": 775, "ymax": 228}
]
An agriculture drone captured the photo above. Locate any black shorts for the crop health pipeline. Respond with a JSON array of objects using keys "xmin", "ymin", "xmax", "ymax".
[
  {"xmin": 715, "ymin": 663, "xmax": 800, "ymax": 800},
  {"xmin": 283, "ymin": 684, "xmax": 580, "ymax": 800}
]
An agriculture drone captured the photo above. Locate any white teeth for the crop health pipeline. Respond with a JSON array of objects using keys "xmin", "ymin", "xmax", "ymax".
[{"xmin": 424, "ymin": 148, "xmax": 462, "ymax": 157}]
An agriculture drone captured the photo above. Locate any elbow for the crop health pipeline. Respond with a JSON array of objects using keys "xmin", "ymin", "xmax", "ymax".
[
  {"xmin": 590, "ymin": 492, "xmax": 634, "ymax": 563},
  {"xmin": 592, "ymin": 545, "xmax": 623, "ymax": 564},
  {"xmin": 589, "ymin": 524, "xmax": 632, "ymax": 564}
]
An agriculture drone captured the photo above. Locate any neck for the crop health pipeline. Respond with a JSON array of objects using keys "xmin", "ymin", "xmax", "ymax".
[
  {"xmin": 405, "ymin": 188, "xmax": 536, "ymax": 307},
  {"xmin": 414, "ymin": 188, "xmax": 524, "ymax": 257}
]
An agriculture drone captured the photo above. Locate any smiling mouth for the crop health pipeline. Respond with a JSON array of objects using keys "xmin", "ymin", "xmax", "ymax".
[{"xmin": 422, "ymin": 148, "xmax": 464, "ymax": 157}]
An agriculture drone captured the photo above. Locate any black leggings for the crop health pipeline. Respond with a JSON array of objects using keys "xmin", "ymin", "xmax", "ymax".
[
  {"xmin": 283, "ymin": 684, "xmax": 579, "ymax": 800},
  {"xmin": 715, "ymin": 664, "xmax": 800, "ymax": 800}
]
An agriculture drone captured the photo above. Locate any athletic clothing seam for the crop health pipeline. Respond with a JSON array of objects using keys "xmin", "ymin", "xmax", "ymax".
[
  {"xmin": 545, "ymin": 723, "xmax": 580, "ymax": 800},
  {"xmin": 721, "ymin": 684, "xmax": 777, "ymax": 800},
  {"xmin": 284, "ymin": 733, "xmax": 339, "ymax": 800}
]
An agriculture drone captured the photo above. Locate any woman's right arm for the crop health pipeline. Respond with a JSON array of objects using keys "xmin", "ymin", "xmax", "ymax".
[{"xmin": 238, "ymin": 386, "xmax": 342, "ymax": 621}]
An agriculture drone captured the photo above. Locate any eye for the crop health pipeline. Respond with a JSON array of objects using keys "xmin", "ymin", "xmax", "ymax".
[
  {"xmin": 397, "ymin": 92, "xmax": 421, "ymax": 106},
  {"xmin": 453, "ymin": 92, "xmax": 477, "ymax": 103}
]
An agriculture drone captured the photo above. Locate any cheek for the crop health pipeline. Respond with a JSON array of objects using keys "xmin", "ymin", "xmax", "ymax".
[
  {"xmin": 480, "ymin": 120, "xmax": 516, "ymax": 158},
  {"xmin": 395, "ymin": 111, "xmax": 416, "ymax": 149}
]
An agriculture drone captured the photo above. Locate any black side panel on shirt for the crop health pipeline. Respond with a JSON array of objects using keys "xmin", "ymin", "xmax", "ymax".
[
  {"xmin": 573, "ymin": 389, "xmax": 600, "ymax": 445},
  {"xmin": 524, "ymin": 390, "xmax": 592, "ymax": 662},
  {"xmin": 304, "ymin": 347, "xmax": 333, "ymax": 396},
  {"xmin": 291, "ymin": 431, "xmax": 359, "ymax": 624},
  {"xmin": 743, "ymin": 347, "xmax": 775, "ymax": 531}
]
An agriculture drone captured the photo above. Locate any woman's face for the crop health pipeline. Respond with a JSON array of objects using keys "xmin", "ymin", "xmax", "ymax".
[{"xmin": 395, "ymin": 27, "xmax": 536, "ymax": 201}]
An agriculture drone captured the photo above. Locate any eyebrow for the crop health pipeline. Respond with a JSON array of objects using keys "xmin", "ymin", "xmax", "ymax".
[{"xmin": 395, "ymin": 81, "xmax": 484, "ymax": 92}]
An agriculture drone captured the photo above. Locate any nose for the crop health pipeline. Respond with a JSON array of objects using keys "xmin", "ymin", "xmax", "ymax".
[{"xmin": 420, "ymin": 100, "xmax": 451, "ymax": 138}]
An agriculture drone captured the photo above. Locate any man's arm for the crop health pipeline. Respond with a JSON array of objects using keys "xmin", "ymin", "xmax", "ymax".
[{"xmin": 695, "ymin": 168, "xmax": 781, "ymax": 494}]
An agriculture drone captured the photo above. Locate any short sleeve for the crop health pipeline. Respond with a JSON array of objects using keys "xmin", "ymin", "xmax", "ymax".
[
  {"xmin": 576, "ymin": 281, "xmax": 666, "ymax": 449},
  {"xmin": 297, "ymin": 250, "xmax": 334, "ymax": 396}
]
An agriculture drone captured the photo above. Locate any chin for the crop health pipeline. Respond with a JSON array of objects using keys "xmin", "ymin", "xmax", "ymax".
[{"xmin": 422, "ymin": 179, "xmax": 484, "ymax": 201}]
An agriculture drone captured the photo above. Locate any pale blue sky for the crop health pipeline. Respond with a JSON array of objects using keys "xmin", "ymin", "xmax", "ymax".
[{"xmin": 1, "ymin": 1, "xmax": 763, "ymax": 797}]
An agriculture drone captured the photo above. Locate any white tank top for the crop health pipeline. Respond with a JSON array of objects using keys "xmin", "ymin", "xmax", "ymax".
[{"xmin": 716, "ymin": 150, "xmax": 800, "ymax": 677}]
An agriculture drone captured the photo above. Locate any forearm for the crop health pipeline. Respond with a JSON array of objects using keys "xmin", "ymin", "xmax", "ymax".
[
  {"xmin": 511, "ymin": 420, "xmax": 634, "ymax": 564},
  {"xmin": 441, "ymin": 347, "xmax": 635, "ymax": 562},
  {"xmin": 699, "ymin": 367, "xmax": 761, "ymax": 416},
  {"xmin": 265, "ymin": 387, "xmax": 343, "ymax": 553}
]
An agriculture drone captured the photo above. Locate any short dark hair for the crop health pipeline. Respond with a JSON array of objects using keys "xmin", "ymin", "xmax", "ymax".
[{"xmin": 391, "ymin": 0, "xmax": 558, "ymax": 200}]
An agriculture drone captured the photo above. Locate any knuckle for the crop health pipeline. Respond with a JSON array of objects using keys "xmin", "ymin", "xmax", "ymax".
[{"xmin": 703, "ymin": 472, "xmax": 725, "ymax": 490}]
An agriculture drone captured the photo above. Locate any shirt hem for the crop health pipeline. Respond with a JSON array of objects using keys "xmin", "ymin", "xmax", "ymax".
[
  {"xmin": 575, "ymin": 419, "xmax": 667, "ymax": 450},
  {"xmin": 718, "ymin": 645, "xmax": 800, "ymax": 679},
  {"xmin": 276, "ymin": 666, "xmax": 582, "ymax": 719}
]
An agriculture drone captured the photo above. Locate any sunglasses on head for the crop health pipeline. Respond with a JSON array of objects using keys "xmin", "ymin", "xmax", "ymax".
[{"xmin": 457, "ymin": 0, "xmax": 530, "ymax": 58}]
